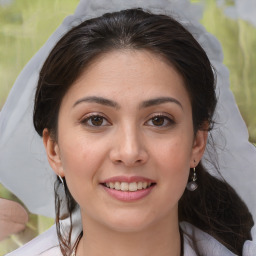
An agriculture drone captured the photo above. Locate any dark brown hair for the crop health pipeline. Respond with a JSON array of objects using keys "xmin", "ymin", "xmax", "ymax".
[{"xmin": 33, "ymin": 8, "xmax": 253, "ymax": 256}]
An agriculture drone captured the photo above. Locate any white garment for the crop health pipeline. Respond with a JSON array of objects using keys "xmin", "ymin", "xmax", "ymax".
[{"xmin": 5, "ymin": 221, "xmax": 255, "ymax": 256}]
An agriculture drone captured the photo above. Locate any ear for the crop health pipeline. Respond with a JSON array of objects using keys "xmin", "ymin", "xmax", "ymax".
[
  {"xmin": 43, "ymin": 128, "xmax": 64, "ymax": 177},
  {"xmin": 190, "ymin": 129, "xmax": 208, "ymax": 167}
]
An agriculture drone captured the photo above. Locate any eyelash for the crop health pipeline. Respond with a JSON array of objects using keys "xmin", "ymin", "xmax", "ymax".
[
  {"xmin": 145, "ymin": 114, "xmax": 175, "ymax": 127},
  {"xmin": 80, "ymin": 113, "xmax": 175, "ymax": 128},
  {"xmin": 80, "ymin": 113, "xmax": 110, "ymax": 127}
]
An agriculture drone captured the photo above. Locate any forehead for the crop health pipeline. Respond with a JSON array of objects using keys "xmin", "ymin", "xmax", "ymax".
[{"xmin": 61, "ymin": 49, "xmax": 190, "ymax": 108}]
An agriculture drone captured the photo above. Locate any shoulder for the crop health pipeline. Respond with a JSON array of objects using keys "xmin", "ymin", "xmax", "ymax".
[
  {"xmin": 5, "ymin": 212, "xmax": 82, "ymax": 256},
  {"xmin": 182, "ymin": 222, "xmax": 256, "ymax": 256},
  {"xmin": 181, "ymin": 222, "xmax": 236, "ymax": 256},
  {"xmin": 5, "ymin": 225, "xmax": 61, "ymax": 256},
  {"xmin": 243, "ymin": 225, "xmax": 256, "ymax": 255}
]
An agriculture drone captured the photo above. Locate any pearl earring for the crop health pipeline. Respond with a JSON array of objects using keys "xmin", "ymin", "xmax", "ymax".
[{"xmin": 186, "ymin": 165, "xmax": 198, "ymax": 191}]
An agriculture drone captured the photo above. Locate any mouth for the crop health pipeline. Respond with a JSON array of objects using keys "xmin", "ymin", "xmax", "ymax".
[
  {"xmin": 101, "ymin": 181, "xmax": 156, "ymax": 192},
  {"xmin": 100, "ymin": 177, "xmax": 157, "ymax": 201}
]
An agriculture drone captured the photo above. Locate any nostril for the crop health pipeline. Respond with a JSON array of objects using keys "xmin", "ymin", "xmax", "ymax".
[{"xmin": 109, "ymin": 148, "xmax": 148, "ymax": 166}]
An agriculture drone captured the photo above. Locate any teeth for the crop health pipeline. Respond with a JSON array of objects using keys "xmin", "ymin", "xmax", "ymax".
[
  {"xmin": 120, "ymin": 182, "xmax": 129, "ymax": 191},
  {"xmin": 105, "ymin": 181, "xmax": 153, "ymax": 191},
  {"xmin": 129, "ymin": 182, "xmax": 137, "ymax": 192},
  {"xmin": 142, "ymin": 182, "xmax": 147, "ymax": 189},
  {"xmin": 114, "ymin": 182, "xmax": 120, "ymax": 190}
]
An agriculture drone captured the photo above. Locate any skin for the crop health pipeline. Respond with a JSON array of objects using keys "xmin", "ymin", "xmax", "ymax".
[{"xmin": 43, "ymin": 50, "xmax": 208, "ymax": 256}]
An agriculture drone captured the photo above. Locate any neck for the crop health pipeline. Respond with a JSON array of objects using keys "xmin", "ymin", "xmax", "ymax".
[{"xmin": 76, "ymin": 211, "xmax": 181, "ymax": 256}]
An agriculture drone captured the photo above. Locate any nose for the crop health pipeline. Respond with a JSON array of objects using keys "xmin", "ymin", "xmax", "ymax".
[{"xmin": 109, "ymin": 125, "xmax": 149, "ymax": 167}]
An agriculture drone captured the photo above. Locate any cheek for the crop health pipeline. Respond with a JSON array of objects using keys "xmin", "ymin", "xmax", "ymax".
[
  {"xmin": 151, "ymin": 134, "xmax": 193, "ymax": 192},
  {"xmin": 153, "ymin": 134, "xmax": 193, "ymax": 170},
  {"xmin": 59, "ymin": 132, "xmax": 102, "ymax": 173},
  {"xmin": 57, "ymin": 134, "xmax": 107, "ymax": 198}
]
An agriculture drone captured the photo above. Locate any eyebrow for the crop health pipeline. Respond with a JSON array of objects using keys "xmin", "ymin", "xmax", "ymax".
[
  {"xmin": 73, "ymin": 96, "xmax": 183, "ymax": 110},
  {"xmin": 73, "ymin": 96, "xmax": 120, "ymax": 109},
  {"xmin": 139, "ymin": 97, "xmax": 183, "ymax": 110}
]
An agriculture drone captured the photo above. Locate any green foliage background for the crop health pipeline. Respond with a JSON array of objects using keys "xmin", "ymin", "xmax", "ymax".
[
  {"xmin": 0, "ymin": 0, "xmax": 255, "ymax": 254},
  {"xmin": 201, "ymin": 0, "xmax": 256, "ymax": 143},
  {"xmin": 0, "ymin": 0, "xmax": 78, "ymax": 254}
]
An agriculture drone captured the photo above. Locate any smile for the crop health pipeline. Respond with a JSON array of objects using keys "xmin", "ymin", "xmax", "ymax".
[
  {"xmin": 100, "ymin": 177, "xmax": 157, "ymax": 201},
  {"xmin": 103, "ymin": 181, "xmax": 154, "ymax": 192}
]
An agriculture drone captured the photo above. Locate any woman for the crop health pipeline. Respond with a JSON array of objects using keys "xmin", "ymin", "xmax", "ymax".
[{"xmin": 1, "ymin": 1, "xmax": 256, "ymax": 255}]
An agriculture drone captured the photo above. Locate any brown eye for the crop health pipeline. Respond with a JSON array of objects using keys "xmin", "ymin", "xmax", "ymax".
[
  {"xmin": 81, "ymin": 114, "xmax": 109, "ymax": 127},
  {"xmin": 90, "ymin": 116, "xmax": 104, "ymax": 126},
  {"xmin": 145, "ymin": 114, "xmax": 175, "ymax": 127},
  {"xmin": 152, "ymin": 116, "xmax": 165, "ymax": 126}
]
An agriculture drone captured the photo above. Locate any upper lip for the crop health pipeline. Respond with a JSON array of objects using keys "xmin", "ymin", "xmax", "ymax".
[{"xmin": 101, "ymin": 176, "xmax": 156, "ymax": 184}]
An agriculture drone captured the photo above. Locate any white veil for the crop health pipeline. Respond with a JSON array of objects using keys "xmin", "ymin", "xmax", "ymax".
[{"xmin": 0, "ymin": 0, "xmax": 255, "ymax": 223}]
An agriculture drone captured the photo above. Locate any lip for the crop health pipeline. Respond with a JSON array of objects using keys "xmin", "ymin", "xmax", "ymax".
[
  {"xmin": 101, "ymin": 176, "xmax": 156, "ymax": 183},
  {"xmin": 100, "ymin": 176, "xmax": 156, "ymax": 202},
  {"xmin": 101, "ymin": 184, "xmax": 155, "ymax": 202}
]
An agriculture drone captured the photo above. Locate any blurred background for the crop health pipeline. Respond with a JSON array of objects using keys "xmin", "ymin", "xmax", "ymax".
[{"xmin": 0, "ymin": 0, "xmax": 255, "ymax": 254}]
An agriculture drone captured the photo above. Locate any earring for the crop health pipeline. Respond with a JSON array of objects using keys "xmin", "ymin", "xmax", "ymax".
[
  {"xmin": 186, "ymin": 165, "xmax": 198, "ymax": 191},
  {"xmin": 58, "ymin": 175, "xmax": 64, "ymax": 186}
]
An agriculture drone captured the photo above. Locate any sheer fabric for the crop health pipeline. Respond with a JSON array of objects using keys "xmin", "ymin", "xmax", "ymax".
[{"xmin": 6, "ymin": 221, "xmax": 255, "ymax": 256}]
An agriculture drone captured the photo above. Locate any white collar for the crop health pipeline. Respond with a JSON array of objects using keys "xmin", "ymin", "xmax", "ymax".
[{"xmin": 7, "ymin": 221, "xmax": 248, "ymax": 256}]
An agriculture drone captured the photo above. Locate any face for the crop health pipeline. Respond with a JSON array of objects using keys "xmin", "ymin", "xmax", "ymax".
[{"xmin": 44, "ymin": 50, "xmax": 207, "ymax": 233}]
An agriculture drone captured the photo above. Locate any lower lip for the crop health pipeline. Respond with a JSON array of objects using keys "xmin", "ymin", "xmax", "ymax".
[{"xmin": 102, "ymin": 185, "xmax": 155, "ymax": 202}]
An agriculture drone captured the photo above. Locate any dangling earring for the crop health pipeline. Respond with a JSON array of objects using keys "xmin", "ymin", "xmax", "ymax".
[
  {"xmin": 186, "ymin": 165, "xmax": 198, "ymax": 191},
  {"xmin": 58, "ymin": 175, "xmax": 64, "ymax": 186}
]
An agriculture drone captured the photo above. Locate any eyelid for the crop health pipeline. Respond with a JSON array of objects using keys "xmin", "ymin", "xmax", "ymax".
[
  {"xmin": 144, "ymin": 112, "xmax": 175, "ymax": 127},
  {"xmin": 80, "ymin": 112, "xmax": 111, "ymax": 127}
]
